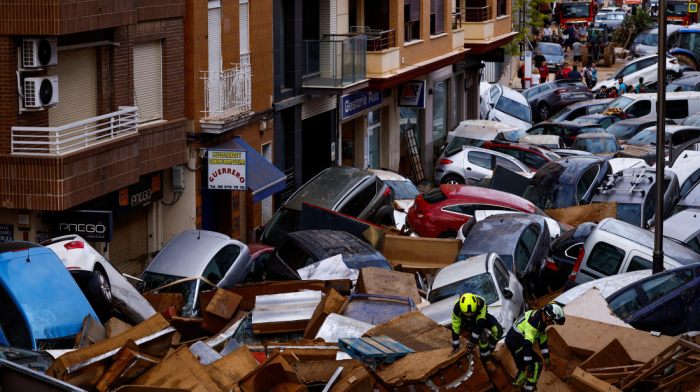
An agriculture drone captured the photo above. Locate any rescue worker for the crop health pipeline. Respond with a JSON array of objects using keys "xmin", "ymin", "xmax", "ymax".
[
  {"xmin": 450, "ymin": 293, "xmax": 503, "ymax": 372},
  {"xmin": 506, "ymin": 303, "xmax": 566, "ymax": 392}
]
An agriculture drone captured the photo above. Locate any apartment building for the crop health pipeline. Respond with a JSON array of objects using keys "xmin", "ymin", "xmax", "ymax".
[{"xmin": 0, "ymin": 1, "xmax": 188, "ymax": 275}]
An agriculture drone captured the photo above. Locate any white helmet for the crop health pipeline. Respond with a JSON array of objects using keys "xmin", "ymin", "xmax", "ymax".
[{"xmin": 544, "ymin": 303, "xmax": 565, "ymax": 325}]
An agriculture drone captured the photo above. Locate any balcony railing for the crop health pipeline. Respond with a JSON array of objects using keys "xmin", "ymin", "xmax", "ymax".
[
  {"xmin": 302, "ymin": 36, "xmax": 367, "ymax": 88},
  {"xmin": 202, "ymin": 52, "xmax": 252, "ymax": 120},
  {"xmin": 452, "ymin": 12, "xmax": 462, "ymax": 29},
  {"xmin": 349, "ymin": 27, "xmax": 396, "ymax": 51},
  {"xmin": 457, "ymin": 6, "xmax": 492, "ymax": 22},
  {"xmin": 11, "ymin": 106, "xmax": 138, "ymax": 155}
]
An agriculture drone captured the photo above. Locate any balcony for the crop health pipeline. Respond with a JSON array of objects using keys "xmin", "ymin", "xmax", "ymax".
[
  {"xmin": 11, "ymin": 107, "xmax": 139, "ymax": 156},
  {"xmin": 348, "ymin": 28, "xmax": 401, "ymax": 77},
  {"xmin": 302, "ymin": 36, "xmax": 369, "ymax": 95},
  {"xmin": 200, "ymin": 53, "xmax": 252, "ymax": 134}
]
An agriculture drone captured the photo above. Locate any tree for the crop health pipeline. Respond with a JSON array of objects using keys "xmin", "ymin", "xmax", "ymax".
[
  {"xmin": 612, "ymin": 10, "xmax": 655, "ymax": 49},
  {"xmin": 506, "ymin": 0, "xmax": 550, "ymax": 56}
]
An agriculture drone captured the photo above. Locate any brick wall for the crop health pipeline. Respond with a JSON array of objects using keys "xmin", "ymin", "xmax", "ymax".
[{"xmin": 183, "ymin": 0, "xmax": 207, "ymax": 132}]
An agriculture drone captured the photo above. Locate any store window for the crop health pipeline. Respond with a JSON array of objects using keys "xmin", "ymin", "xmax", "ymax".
[
  {"xmin": 453, "ymin": 75, "xmax": 462, "ymax": 129},
  {"xmin": 433, "ymin": 80, "xmax": 447, "ymax": 161},
  {"xmin": 368, "ymin": 109, "xmax": 381, "ymax": 169}
]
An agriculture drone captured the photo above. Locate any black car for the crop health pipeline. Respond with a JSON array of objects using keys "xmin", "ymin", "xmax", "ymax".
[
  {"xmin": 607, "ymin": 264, "xmax": 700, "ymax": 336},
  {"xmin": 547, "ymin": 99, "xmax": 612, "ymax": 122},
  {"xmin": 523, "ymin": 156, "xmax": 612, "ymax": 210},
  {"xmin": 666, "ymin": 74, "xmax": 700, "ymax": 92},
  {"xmin": 265, "ymin": 230, "xmax": 393, "ymax": 280},
  {"xmin": 522, "ymin": 80, "xmax": 594, "ymax": 122},
  {"xmin": 541, "ymin": 222, "xmax": 597, "ymax": 290},
  {"xmin": 526, "ymin": 121, "xmax": 607, "ymax": 147},
  {"xmin": 455, "ymin": 214, "xmax": 550, "ymax": 290},
  {"xmin": 575, "ymin": 113, "xmax": 636, "ymax": 130},
  {"xmin": 605, "ymin": 117, "xmax": 676, "ymax": 143}
]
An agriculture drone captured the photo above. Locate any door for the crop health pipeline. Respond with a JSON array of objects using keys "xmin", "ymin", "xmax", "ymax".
[
  {"xmin": 620, "ymin": 251, "xmax": 653, "ymax": 274},
  {"xmin": 578, "ymin": 241, "xmax": 626, "ymax": 283},
  {"xmin": 634, "ymin": 272, "xmax": 689, "ymax": 335},
  {"xmin": 635, "ymin": 57, "xmax": 657, "ymax": 86},
  {"xmin": 342, "ymin": 121, "xmax": 355, "ymax": 167},
  {"xmin": 217, "ymin": 244, "xmax": 248, "ymax": 287},
  {"xmin": 464, "ymin": 150, "xmax": 493, "ymax": 183},
  {"xmin": 441, "ymin": 203, "xmax": 477, "ymax": 232},
  {"xmin": 492, "ymin": 256, "xmax": 525, "ymax": 329}
]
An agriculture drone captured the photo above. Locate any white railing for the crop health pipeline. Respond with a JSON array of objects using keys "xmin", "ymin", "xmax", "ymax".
[
  {"xmin": 202, "ymin": 53, "xmax": 252, "ymax": 120},
  {"xmin": 11, "ymin": 106, "xmax": 139, "ymax": 155}
]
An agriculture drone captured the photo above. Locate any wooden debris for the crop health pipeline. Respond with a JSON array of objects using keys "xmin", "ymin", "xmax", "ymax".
[
  {"xmin": 355, "ymin": 267, "xmax": 421, "ymax": 306},
  {"xmin": 131, "ymin": 346, "xmax": 224, "ymax": 392},
  {"xmin": 619, "ymin": 338, "xmax": 700, "ymax": 391},
  {"xmin": 381, "ymin": 235, "xmax": 461, "ymax": 269},
  {"xmin": 142, "ymin": 293, "xmax": 186, "ymax": 315},
  {"xmin": 545, "ymin": 202, "xmax": 617, "ymax": 227},
  {"xmin": 106, "ymin": 318, "xmax": 134, "ymax": 339},
  {"xmin": 303, "ymin": 289, "xmax": 347, "ymax": 339},
  {"xmin": 75, "ymin": 315, "xmax": 107, "ymax": 348},
  {"xmin": 570, "ymin": 367, "xmax": 624, "ymax": 392}
]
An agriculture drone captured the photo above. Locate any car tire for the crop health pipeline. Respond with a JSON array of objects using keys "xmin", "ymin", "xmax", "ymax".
[
  {"xmin": 538, "ymin": 103, "xmax": 551, "ymax": 121},
  {"xmin": 673, "ymin": 53, "xmax": 696, "ymax": 70},
  {"xmin": 438, "ymin": 230, "xmax": 458, "ymax": 239},
  {"xmin": 441, "ymin": 175, "xmax": 465, "ymax": 185},
  {"xmin": 580, "ymin": 45, "xmax": 589, "ymax": 67},
  {"xmin": 603, "ymin": 45, "xmax": 613, "ymax": 67},
  {"xmin": 87, "ymin": 269, "xmax": 113, "ymax": 314},
  {"xmin": 666, "ymin": 71, "xmax": 678, "ymax": 84}
]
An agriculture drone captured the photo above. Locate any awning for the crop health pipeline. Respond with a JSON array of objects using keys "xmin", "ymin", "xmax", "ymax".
[{"xmin": 209, "ymin": 137, "xmax": 287, "ymax": 203}]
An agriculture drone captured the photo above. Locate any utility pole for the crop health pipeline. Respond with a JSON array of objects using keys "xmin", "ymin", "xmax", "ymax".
[{"xmin": 653, "ymin": 0, "xmax": 667, "ymax": 274}]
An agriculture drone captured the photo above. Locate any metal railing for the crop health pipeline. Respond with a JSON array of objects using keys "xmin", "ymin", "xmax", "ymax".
[
  {"xmin": 11, "ymin": 106, "xmax": 138, "ymax": 155},
  {"xmin": 349, "ymin": 27, "xmax": 396, "ymax": 51},
  {"xmin": 202, "ymin": 52, "xmax": 252, "ymax": 120},
  {"xmin": 457, "ymin": 6, "xmax": 492, "ymax": 22},
  {"xmin": 452, "ymin": 12, "xmax": 462, "ymax": 29},
  {"xmin": 303, "ymin": 36, "xmax": 367, "ymax": 88}
]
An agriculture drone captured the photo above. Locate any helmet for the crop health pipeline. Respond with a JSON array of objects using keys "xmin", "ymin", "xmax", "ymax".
[
  {"xmin": 543, "ymin": 303, "xmax": 566, "ymax": 325},
  {"xmin": 459, "ymin": 294, "xmax": 479, "ymax": 315}
]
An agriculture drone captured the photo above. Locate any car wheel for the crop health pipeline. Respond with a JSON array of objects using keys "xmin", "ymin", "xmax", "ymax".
[
  {"xmin": 87, "ymin": 269, "xmax": 113, "ymax": 314},
  {"xmin": 438, "ymin": 230, "xmax": 458, "ymax": 239},
  {"xmin": 538, "ymin": 103, "xmax": 551, "ymax": 121},
  {"xmin": 441, "ymin": 174, "xmax": 465, "ymax": 185},
  {"xmin": 666, "ymin": 72, "xmax": 677, "ymax": 84}
]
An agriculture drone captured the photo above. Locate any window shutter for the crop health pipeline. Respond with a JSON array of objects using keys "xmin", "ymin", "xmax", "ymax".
[
  {"xmin": 239, "ymin": 0, "xmax": 249, "ymax": 54},
  {"xmin": 436, "ymin": 0, "xmax": 444, "ymax": 34},
  {"xmin": 410, "ymin": 0, "xmax": 420, "ymax": 22},
  {"xmin": 47, "ymin": 48, "xmax": 97, "ymax": 127},
  {"xmin": 208, "ymin": 4, "xmax": 222, "ymax": 112},
  {"xmin": 366, "ymin": 0, "xmax": 390, "ymax": 32},
  {"xmin": 133, "ymin": 40, "xmax": 163, "ymax": 123}
]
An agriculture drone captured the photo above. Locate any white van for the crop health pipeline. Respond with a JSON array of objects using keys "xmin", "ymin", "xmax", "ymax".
[
  {"xmin": 564, "ymin": 218, "xmax": 700, "ymax": 289},
  {"xmin": 605, "ymin": 92, "xmax": 700, "ymax": 124}
]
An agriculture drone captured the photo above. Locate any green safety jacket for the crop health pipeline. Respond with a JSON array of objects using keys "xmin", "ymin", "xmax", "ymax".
[
  {"xmin": 508, "ymin": 310, "xmax": 550, "ymax": 366},
  {"xmin": 451, "ymin": 295, "xmax": 487, "ymax": 349}
]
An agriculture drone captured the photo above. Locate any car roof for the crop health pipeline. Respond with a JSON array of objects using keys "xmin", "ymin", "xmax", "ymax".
[
  {"xmin": 577, "ymin": 114, "xmax": 615, "ymax": 120},
  {"xmin": 484, "ymin": 140, "xmax": 550, "ymax": 154},
  {"xmin": 563, "ymin": 99, "xmax": 613, "ymax": 109},
  {"xmin": 614, "ymin": 117, "xmax": 661, "ymax": 125},
  {"xmin": 531, "ymin": 156, "xmax": 605, "ymax": 186},
  {"xmin": 440, "ymin": 184, "xmax": 537, "ymax": 212},
  {"xmin": 671, "ymin": 75, "xmax": 700, "ymax": 86},
  {"xmin": 369, "ymin": 169, "xmax": 410, "ymax": 182},
  {"xmin": 643, "ymin": 125, "xmax": 700, "ymax": 134},
  {"xmin": 285, "ymin": 166, "xmax": 375, "ymax": 210},
  {"xmin": 143, "ymin": 230, "xmax": 231, "ymax": 277},
  {"xmin": 670, "ymin": 151, "xmax": 700, "ymax": 182},
  {"xmin": 554, "ymin": 270, "xmax": 652, "ymax": 305},
  {"xmin": 431, "ymin": 253, "xmax": 490, "ymax": 289},
  {"xmin": 592, "ymin": 169, "xmax": 661, "ymax": 203},
  {"xmin": 498, "ymin": 84, "xmax": 529, "ymax": 105},
  {"xmin": 621, "ymin": 91, "xmax": 700, "ymax": 100},
  {"xmin": 461, "ymin": 214, "xmax": 546, "ymax": 255},
  {"xmin": 575, "ymin": 133, "xmax": 616, "ymax": 139},
  {"xmin": 532, "ymin": 121, "xmax": 603, "ymax": 130},
  {"xmin": 449, "ymin": 146, "xmax": 530, "ymax": 169},
  {"xmin": 663, "ymin": 210, "xmax": 700, "ymax": 242}
]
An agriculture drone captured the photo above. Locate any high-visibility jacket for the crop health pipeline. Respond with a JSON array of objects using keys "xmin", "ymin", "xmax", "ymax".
[
  {"xmin": 451, "ymin": 295, "xmax": 487, "ymax": 348},
  {"xmin": 507, "ymin": 310, "xmax": 550, "ymax": 366}
]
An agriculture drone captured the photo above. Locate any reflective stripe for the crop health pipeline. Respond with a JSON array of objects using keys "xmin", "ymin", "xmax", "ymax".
[
  {"xmin": 524, "ymin": 356, "xmax": 533, "ymax": 361},
  {"xmin": 524, "ymin": 385, "xmax": 534, "ymax": 390},
  {"xmin": 480, "ymin": 350, "xmax": 491, "ymax": 356},
  {"xmin": 453, "ymin": 340, "xmax": 460, "ymax": 345},
  {"xmin": 541, "ymin": 349, "xmax": 549, "ymax": 354},
  {"xmin": 472, "ymin": 332, "xmax": 480, "ymax": 339}
]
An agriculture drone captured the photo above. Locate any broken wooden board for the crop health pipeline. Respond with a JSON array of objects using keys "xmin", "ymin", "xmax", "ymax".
[
  {"xmin": 142, "ymin": 293, "xmax": 185, "ymax": 315},
  {"xmin": 545, "ymin": 202, "xmax": 617, "ymax": 227},
  {"xmin": 131, "ymin": 346, "xmax": 224, "ymax": 392},
  {"xmin": 552, "ymin": 316, "xmax": 678, "ymax": 363},
  {"xmin": 229, "ymin": 280, "xmax": 349, "ymax": 310},
  {"xmin": 563, "ymin": 288, "xmax": 633, "ymax": 329},
  {"xmin": 328, "ymin": 365, "xmax": 372, "ymax": 392},
  {"xmin": 75, "ymin": 315, "xmax": 106, "ymax": 349},
  {"xmin": 202, "ymin": 310, "xmax": 249, "ymax": 352},
  {"xmin": 237, "ymin": 350, "xmax": 307, "ymax": 392},
  {"xmin": 205, "ymin": 345, "xmax": 259, "ymax": 391},
  {"xmin": 201, "ymin": 289, "xmax": 242, "ymax": 334},
  {"xmin": 169, "ymin": 317, "xmax": 210, "ymax": 342},
  {"xmin": 95, "ymin": 344, "xmax": 160, "ymax": 392},
  {"xmin": 363, "ymin": 311, "xmax": 468, "ymax": 352},
  {"xmin": 537, "ymin": 370, "xmax": 578, "ymax": 392},
  {"xmin": 546, "ymin": 327, "xmax": 586, "ymax": 378},
  {"xmin": 266, "ymin": 340, "xmax": 341, "ymax": 364},
  {"xmin": 106, "ymin": 318, "xmax": 133, "ymax": 339},
  {"xmin": 355, "ymin": 267, "xmax": 421, "ymax": 305},
  {"xmin": 570, "ymin": 367, "xmax": 624, "ymax": 392},
  {"xmin": 381, "ymin": 235, "xmax": 461, "ymax": 269},
  {"xmin": 580, "ymin": 339, "xmax": 633, "ymax": 372},
  {"xmin": 303, "ymin": 289, "xmax": 347, "ymax": 339},
  {"xmin": 292, "ymin": 359, "xmax": 364, "ymax": 384},
  {"xmin": 113, "ymin": 387, "xmax": 187, "ymax": 392},
  {"xmin": 375, "ymin": 348, "xmax": 468, "ymax": 386}
]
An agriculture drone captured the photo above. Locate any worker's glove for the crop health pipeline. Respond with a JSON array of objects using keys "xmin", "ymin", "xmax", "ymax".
[
  {"xmin": 544, "ymin": 358, "xmax": 551, "ymax": 371},
  {"xmin": 450, "ymin": 347, "xmax": 459, "ymax": 356},
  {"xmin": 526, "ymin": 365, "xmax": 535, "ymax": 379},
  {"xmin": 465, "ymin": 342, "xmax": 475, "ymax": 354}
]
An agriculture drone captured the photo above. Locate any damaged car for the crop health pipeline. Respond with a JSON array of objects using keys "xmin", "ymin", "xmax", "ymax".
[
  {"xmin": 370, "ymin": 169, "xmax": 421, "ymax": 231},
  {"xmin": 541, "ymin": 222, "xmax": 598, "ymax": 290},
  {"xmin": 571, "ymin": 133, "xmax": 622, "ymax": 159},
  {"xmin": 660, "ymin": 210, "xmax": 700, "ymax": 252},
  {"xmin": 434, "ymin": 146, "xmax": 531, "ymax": 186},
  {"xmin": 618, "ymin": 125, "xmax": 700, "ymax": 165},
  {"xmin": 443, "ymin": 120, "xmax": 527, "ymax": 153},
  {"xmin": 480, "ymin": 84, "xmax": 532, "ymax": 130}
]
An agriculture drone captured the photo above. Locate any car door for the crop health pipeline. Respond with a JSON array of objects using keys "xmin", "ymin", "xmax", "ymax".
[
  {"xmin": 626, "ymin": 100, "xmax": 652, "ymax": 118},
  {"xmin": 632, "ymin": 272, "xmax": 690, "ymax": 335},
  {"xmin": 339, "ymin": 181, "xmax": 377, "ymax": 219},
  {"xmin": 619, "ymin": 251, "xmax": 653, "ymax": 274},
  {"xmin": 514, "ymin": 225, "xmax": 540, "ymax": 279},
  {"xmin": 579, "ymin": 240, "xmax": 627, "ymax": 282},
  {"xmin": 464, "ymin": 150, "xmax": 494, "ymax": 183},
  {"xmin": 494, "ymin": 155, "xmax": 529, "ymax": 173},
  {"xmin": 441, "ymin": 203, "xmax": 478, "ymax": 231},
  {"xmin": 575, "ymin": 163, "xmax": 601, "ymax": 205},
  {"xmin": 491, "ymin": 256, "xmax": 525, "ymax": 328},
  {"xmin": 215, "ymin": 244, "xmax": 249, "ymax": 287},
  {"xmin": 618, "ymin": 62, "xmax": 640, "ymax": 87},
  {"xmin": 634, "ymin": 57, "xmax": 657, "ymax": 86}
]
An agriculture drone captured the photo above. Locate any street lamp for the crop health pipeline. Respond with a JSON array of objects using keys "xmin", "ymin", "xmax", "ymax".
[{"xmin": 653, "ymin": 0, "xmax": 667, "ymax": 274}]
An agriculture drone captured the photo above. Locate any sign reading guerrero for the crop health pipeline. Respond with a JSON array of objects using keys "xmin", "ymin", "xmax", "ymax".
[{"xmin": 208, "ymin": 149, "xmax": 248, "ymax": 190}]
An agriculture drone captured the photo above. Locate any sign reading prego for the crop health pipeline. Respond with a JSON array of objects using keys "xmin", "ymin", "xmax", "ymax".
[
  {"xmin": 208, "ymin": 149, "xmax": 248, "ymax": 190},
  {"xmin": 54, "ymin": 210, "xmax": 113, "ymax": 242}
]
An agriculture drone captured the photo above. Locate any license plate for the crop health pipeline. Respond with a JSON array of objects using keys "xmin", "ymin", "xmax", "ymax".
[{"xmin": 571, "ymin": 94, "xmax": 578, "ymax": 98}]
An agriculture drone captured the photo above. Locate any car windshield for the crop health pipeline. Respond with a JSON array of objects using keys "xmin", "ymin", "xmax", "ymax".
[
  {"xmin": 384, "ymin": 180, "xmax": 421, "ymax": 200},
  {"xmin": 428, "ymin": 273, "xmax": 500, "ymax": 304},
  {"xmin": 626, "ymin": 129, "xmax": 670, "ymax": 146},
  {"xmin": 577, "ymin": 118, "xmax": 599, "ymax": 124},
  {"xmin": 666, "ymin": 83, "xmax": 693, "ymax": 92},
  {"xmin": 539, "ymin": 45, "xmax": 563, "ymax": 56},
  {"xmin": 605, "ymin": 13, "xmax": 624, "ymax": 20},
  {"xmin": 141, "ymin": 272, "xmax": 215, "ymax": 316},
  {"xmin": 634, "ymin": 32, "xmax": 648, "ymax": 43},
  {"xmin": 445, "ymin": 137, "xmax": 486, "ymax": 154},
  {"xmin": 642, "ymin": 33, "xmax": 659, "ymax": 46},
  {"xmin": 496, "ymin": 96, "xmax": 532, "ymax": 123},
  {"xmin": 561, "ymin": 3, "xmax": 591, "ymax": 18},
  {"xmin": 581, "ymin": 126, "xmax": 606, "ymax": 133},
  {"xmin": 572, "ymin": 138, "xmax": 618, "ymax": 153},
  {"xmin": 261, "ymin": 208, "xmax": 302, "ymax": 246},
  {"xmin": 616, "ymin": 203, "xmax": 641, "ymax": 225},
  {"xmin": 682, "ymin": 113, "xmax": 700, "ymax": 126},
  {"xmin": 605, "ymin": 96, "xmax": 634, "ymax": 110},
  {"xmin": 501, "ymin": 129, "xmax": 528, "ymax": 141},
  {"xmin": 667, "ymin": 3, "xmax": 688, "ymax": 17},
  {"xmin": 607, "ymin": 123, "xmax": 638, "ymax": 140}
]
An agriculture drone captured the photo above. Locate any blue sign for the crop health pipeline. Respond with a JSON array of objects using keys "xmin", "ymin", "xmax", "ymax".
[
  {"xmin": 341, "ymin": 91, "xmax": 382, "ymax": 119},
  {"xmin": 398, "ymin": 81, "xmax": 426, "ymax": 108}
]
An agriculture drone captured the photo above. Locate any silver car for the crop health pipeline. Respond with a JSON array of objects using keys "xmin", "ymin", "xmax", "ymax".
[{"xmin": 434, "ymin": 146, "xmax": 531, "ymax": 185}]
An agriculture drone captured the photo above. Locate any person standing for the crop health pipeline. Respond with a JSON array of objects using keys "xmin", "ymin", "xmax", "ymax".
[
  {"xmin": 561, "ymin": 26, "xmax": 570, "ymax": 51},
  {"xmin": 543, "ymin": 24, "xmax": 553, "ymax": 42},
  {"xmin": 572, "ymin": 41, "xmax": 583, "ymax": 67},
  {"xmin": 590, "ymin": 62, "xmax": 598, "ymax": 87},
  {"xmin": 596, "ymin": 85, "xmax": 608, "ymax": 99},
  {"xmin": 531, "ymin": 63, "xmax": 541, "ymax": 86},
  {"xmin": 579, "ymin": 23, "xmax": 587, "ymax": 42},
  {"xmin": 618, "ymin": 77, "xmax": 627, "ymax": 94},
  {"xmin": 539, "ymin": 61, "xmax": 550, "ymax": 84},
  {"xmin": 635, "ymin": 77, "xmax": 649, "ymax": 93},
  {"xmin": 534, "ymin": 50, "xmax": 546, "ymax": 71},
  {"xmin": 568, "ymin": 65, "xmax": 583, "ymax": 82},
  {"xmin": 518, "ymin": 61, "xmax": 526, "ymax": 89}
]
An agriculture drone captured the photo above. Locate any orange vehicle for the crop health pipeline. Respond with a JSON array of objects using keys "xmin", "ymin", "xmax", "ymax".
[
  {"xmin": 666, "ymin": 0, "xmax": 698, "ymax": 26},
  {"xmin": 556, "ymin": 1, "xmax": 596, "ymax": 27}
]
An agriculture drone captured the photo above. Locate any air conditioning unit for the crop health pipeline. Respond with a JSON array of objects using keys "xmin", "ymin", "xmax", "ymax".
[
  {"xmin": 24, "ymin": 76, "xmax": 58, "ymax": 108},
  {"xmin": 22, "ymin": 37, "xmax": 58, "ymax": 68}
]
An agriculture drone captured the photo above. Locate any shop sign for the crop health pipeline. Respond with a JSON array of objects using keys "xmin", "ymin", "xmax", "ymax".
[
  {"xmin": 398, "ymin": 81, "xmax": 426, "ymax": 108},
  {"xmin": 54, "ymin": 210, "xmax": 113, "ymax": 242},
  {"xmin": 115, "ymin": 172, "xmax": 163, "ymax": 218},
  {"xmin": 208, "ymin": 149, "xmax": 248, "ymax": 190},
  {"xmin": 340, "ymin": 91, "xmax": 382, "ymax": 119},
  {"xmin": 0, "ymin": 224, "xmax": 12, "ymax": 242}
]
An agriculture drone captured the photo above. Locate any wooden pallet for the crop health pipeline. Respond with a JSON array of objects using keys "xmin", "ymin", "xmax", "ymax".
[{"xmin": 338, "ymin": 336, "xmax": 415, "ymax": 365}]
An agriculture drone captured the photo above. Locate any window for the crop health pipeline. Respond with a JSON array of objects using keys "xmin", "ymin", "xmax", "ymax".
[
  {"xmin": 638, "ymin": 57, "xmax": 657, "ymax": 69},
  {"xmin": 528, "ymin": 127, "xmax": 545, "ymax": 135},
  {"xmin": 599, "ymin": 118, "xmax": 613, "ymax": 129},
  {"xmin": 493, "ymin": 263, "xmax": 509, "ymax": 292},
  {"xmin": 453, "ymin": 75, "xmax": 462, "ymax": 127},
  {"xmin": 628, "ymin": 256, "xmax": 652, "ymax": 272},
  {"xmin": 587, "ymin": 242, "xmax": 626, "ymax": 276},
  {"xmin": 133, "ymin": 40, "xmax": 163, "ymax": 123},
  {"xmin": 495, "ymin": 156, "xmax": 524, "ymax": 172},
  {"xmin": 694, "ymin": 84, "xmax": 700, "ymax": 92},
  {"xmin": 423, "ymin": 187, "xmax": 448, "ymax": 204},
  {"xmin": 667, "ymin": 100, "xmax": 689, "ymax": 119},
  {"xmin": 668, "ymin": 33, "xmax": 678, "ymax": 47},
  {"xmin": 570, "ymin": 108, "xmax": 587, "ymax": 119},
  {"xmin": 680, "ymin": 168, "xmax": 700, "ymax": 197},
  {"xmin": 672, "ymin": 128, "xmax": 700, "ymax": 146},
  {"xmin": 0, "ymin": 282, "xmax": 32, "ymax": 348},
  {"xmin": 524, "ymin": 151, "xmax": 548, "ymax": 170},
  {"xmin": 430, "ymin": 0, "xmax": 445, "ymax": 35},
  {"xmin": 492, "ymin": 146, "xmax": 521, "ymax": 160},
  {"xmin": 643, "ymin": 195, "xmax": 655, "ymax": 224},
  {"xmin": 490, "ymin": 87, "xmax": 501, "ymax": 102},
  {"xmin": 202, "ymin": 258, "xmax": 223, "ymax": 284},
  {"xmin": 211, "ymin": 245, "xmax": 241, "ymax": 280},
  {"xmin": 404, "ymin": 0, "xmax": 420, "ymax": 42},
  {"xmin": 443, "ymin": 204, "xmax": 477, "ymax": 216},
  {"xmin": 340, "ymin": 183, "xmax": 376, "ymax": 217},
  {"xmin": 688, "ymin": 237, "xmax": 700, "ymax": 253},
  {"xmin": 368, "ymin": 109, "xmax": 381, "ymax": 169},
  {"xmin": 276, "ymin": 240, "xmax": 316, "ymax": 270},
  {"xmin": 515, "ymin": 226, "xmax": 539, "ymax": 273},
  {"xmin": 609, "ymin": 288, "xmax": 642, "ymax": 318},
  {"xmin": 627, "ymin": 100, "xmax": 652, "ymax": 117},
  {"xmin": 576, "ymin": 164, "xmax": 600, "ymax": 203},
  {"xmin": 641, "ymin": 273, "xmax": 686, "ymax": 302},
  {"xmin": 240, "ymin": 0, "xmax": 249, "ymax": 54},
  {"xmin": 497, "ymin": 0, "xmax": 507, "ymax": 17},
  {"xmin": 468, "ymin": 151, "xmax": 492, "ymax": 169}
]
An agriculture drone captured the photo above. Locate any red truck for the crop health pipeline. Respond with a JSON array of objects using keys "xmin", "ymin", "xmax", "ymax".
[
  {"xmin": 666, "ymin": 0, "xmax": 698, "ymax": 26},
  {"xmin": 556, "ymin": 1, "xmax": 596, "ymax": 27}
]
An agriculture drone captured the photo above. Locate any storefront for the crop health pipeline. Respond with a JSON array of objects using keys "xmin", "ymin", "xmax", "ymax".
[{"xmin": 338, "ymin": 90, "xmax": 389, "ymax": 170}]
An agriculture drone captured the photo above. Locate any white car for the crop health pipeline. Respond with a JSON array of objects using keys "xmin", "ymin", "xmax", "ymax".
[
  {"xmin": 44, "ymin": 235, "xmax": 156, "ymax": 323},
  {"xmin": 467, "ymin": 210, "xmax": 562, "ymax": 239},
  {"xmin": 370, "ymin": 169, "xmax": 421, "ymax": 231},
  {"xmin": 420, "ymin": 253, "xmax": 526, "ymax": 332},
  {"xmin": 554, "ymin": 270, "xmax": 651, "ymax": 306},
  {"xmin": 668, "ymin": 150, "xmax": 700, "ymax": 197},
  {"xmin": 444, "ymin": 120, "xmax": 526, "ymax": 151},
  {"xmin": 592, "ymin": 54, "xmax": 681, "ymax": 93},
  {"xmin": 433, "ymin": 146, "xmax": 531, "ymax": 185},
  {"xmin": 608, "ymin": 157, "xmax": 649, "ymax": 173},
  {"xmin": 480, "ymin": 84, "xmax": 533, "ymax": 131}
]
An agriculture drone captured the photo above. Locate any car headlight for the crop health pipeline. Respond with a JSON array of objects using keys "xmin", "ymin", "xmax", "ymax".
[{"xmin": 559, "ymin": 59, "xmax": 565, "ymax": 64}]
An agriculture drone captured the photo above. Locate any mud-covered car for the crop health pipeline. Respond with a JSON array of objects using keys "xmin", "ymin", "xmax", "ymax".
[
  {"xmin": 571, "ymin": 133, "xmax": 621, "ymax": 159},
  {"xmin": 618, "ymin": 125, "xmax": 700, "ymax": 166},
  {"xmin": 541, "ymin": 222, "xmax": 597, "ymax": 290},
  {"xmin": 547, "ymin": 99, "xmax": 612, "ymax": 123}
]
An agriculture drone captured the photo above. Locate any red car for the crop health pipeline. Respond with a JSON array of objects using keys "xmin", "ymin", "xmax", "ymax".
[
  {"xmin": 481, "ymin": 141, "xmax": 560, "ymax": 171},
  {"xmin": 407, "ymin": 185, "xmax": 551, "ymax": 238}
]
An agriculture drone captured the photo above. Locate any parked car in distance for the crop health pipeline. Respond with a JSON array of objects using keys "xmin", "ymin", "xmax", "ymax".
[
  {"xmin": 406, "ymin": 185, "xmax": 541, "ymax": 238},
  {"xmin": 523, "ymin": 80, "xmax": 594, "ymax": 122},
  {"xmin": 523, "ymin": 156, "xmax": 612, "ymax": 210},
  {"xmin": 370, "ymin": 169, "xmax": 421, "ymax": 230},
  {"xmin": 481, "ymin": 141, "xmax": 560, "ymax": 171},
  {"xmin": 633, "ymin": 25, "xmax": 682, "ymax": 58},
  {"xmin": 43, "ymin": 235, "xmax": 155, "ymax": 324},
  {"xmin": 592, "ymin": 55, "xmax": 681, "ymax": 93},
  {"xmin": 0, "ymin": 242, "xmax": 99, "ymax": 350},
  {"xmin": 666, "ymin": 74, "xmax": 700, "ymax": 92},
  {"xmin": 547, "ymin": 99, "xmax": 612, "ymax": 123},
  {"xmin": 541, "ymin": 222, "xmax": 597, "ymax": 290},
  {"xmin": 660, "ymin": 210, "xmax": 700, "ymax": 252},
  {"xmin": 603, "ymin": 92, "xmax": 700, "ymax": 124},
  {"xmin": 420, "ymin": 253, "xmax": 525, "ymax": 332},
  {"xmin": 629, "ymin": 30, "xmax": 651, "ymax": 57},
  {"xmin": 442, "ymin": 120, "xmax": 526, "ymax": 153},
  {"xmin": 456, "ymin": 214, "xmax": 550, "ymax": 290},
  {"xmin": 480, "ymin": 84, "xmax": 532, "ymax": 131},
  {"xmin": 566, "ymin": 218, "xmax": 700, "ymax": 289},
  {"xmin": 591, "ymin": 168, "xmax": 680, "ymax": 228},
  {"xmin": 526, "ymin": 121, "xmax": 606, "ymax": 147},
  {"xmin": 535, "ymin": 42, "xmax": 567, "ymax": 72},
  {"xmin": 600, "ymin": 10, "xmax": 626, "ymax": 31},
  {"xmin": 551, "ymin": 148, "xmax": 595, "ymax": 157},
  {"xmin": 434, "ymin": 146, "xmax": 531, "ymax": 186},
  {"xmin": 260, "ymin": 166, "xmax": 395, "ymax": 246},
  {"xmin": 518, "ymin": 135, "xmax": 566, "ymax": 149},
  {"xmin": 681, "ymin": 111, "xmax": 700, "ymax": 126},
  {"xmin": 605, "ymin": 117, "xmax": 675, "ymax": 143},
  {"xmin": 575, "ymin": 113, "xmax": 635, "ymax": 130},
  {"xmin": 618, "ymin": 125, "xmax": 700, "ymax": 165},
  {"xmin": 266, "ymin": 230, "xmax": 392, "ymax": 280},
  {"xmin": 571, "ymin": 133, "xmax": 621, "ymax": 158}
]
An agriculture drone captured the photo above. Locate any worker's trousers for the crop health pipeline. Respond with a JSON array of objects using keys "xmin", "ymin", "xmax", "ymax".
[{"xmin": 505, "ymin": 335, "xmax": 543, "ymax": 391}]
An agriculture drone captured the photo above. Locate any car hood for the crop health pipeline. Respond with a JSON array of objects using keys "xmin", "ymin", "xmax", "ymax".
[
  {"xmin": 618, "ymin": 144, "xmax": 654, "ymax": 157},
  {"xmin": 490, "ymin": 109, "xmax": 532, "ymax": 132},
  {"xmin": 420, "ymin": 294, "xmax": 504, "ymax": 327},
  {"xmin": 609, "ymin": 158, "xmax": 649, "ymax": 173},
  {"xmin": 555, "ymin": 270, "xmax": 652, "ymax": 305}
]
